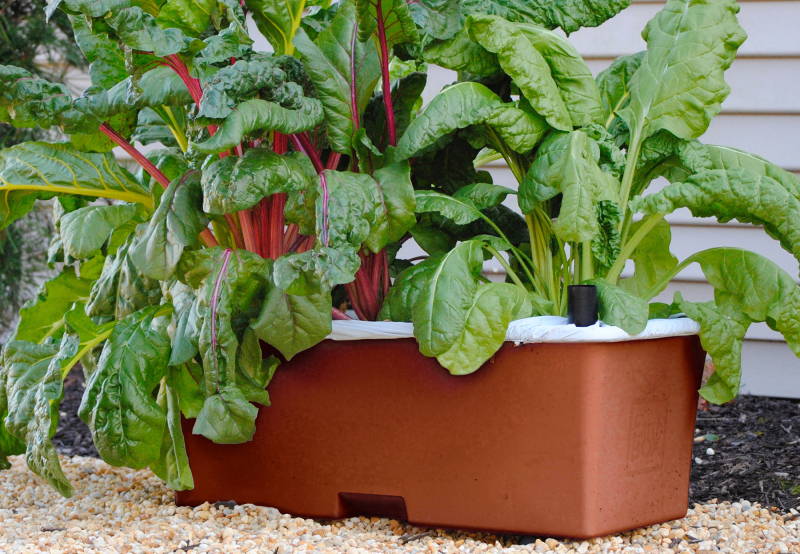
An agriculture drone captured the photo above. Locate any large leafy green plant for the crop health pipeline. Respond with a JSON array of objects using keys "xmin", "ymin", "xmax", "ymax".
[
  {"xmin": 384, "ymin": 0, "xmax": 800, "ymax": 405},
  {"xmin": 0, "ymin": 0, "xmax": 632, "ymax": 495}
]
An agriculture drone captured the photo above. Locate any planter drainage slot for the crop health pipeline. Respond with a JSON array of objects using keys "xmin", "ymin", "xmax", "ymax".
[{"xmin": 338, "ymin": 492, "xmax": 408, "ymax": 520}]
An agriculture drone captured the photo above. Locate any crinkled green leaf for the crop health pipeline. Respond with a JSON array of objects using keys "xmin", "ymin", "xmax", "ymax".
[
  {"xmin": 192, "ymin": 386, "xmax": 258, "ymax": 444},
  {"xmin": 169, "ymin": 362, "xmax": 204, "ymax": 419},
  {"xmin": 156, "ymin": 0, "xmax": 216, "ymax": 36},
  {"xmin": 415, "ymin": 190, "xmax": 482, "ymax": 225},
  {"xmin": 294, "ymin": 1, "xmax": 381, "ymax": 154},
  {"xmin": 105, "ymin": 7, "xmax": 198, "ymax": 57},
  {"xmin": 235, "ymin": 329, "xmax": 278, "ymax": 405},
  {"xmin": 79, "ymin": 305, "xmax": 170, "ymax": 468},
  {"xmin": 0, "ymin": 65, "xmax": 73, "ymax": 129},
  {"xmin": 436, "ymin": 282, "xmax": 526, "ymax": 375},
  {"xmin": 364, "ymin": 162, "xmax": 416, "ymax": 252},
  {"xmin": 634, "ymin": 169, "xmax": 800, "ymax": 265},
  {"xmin": 273, "ymin": 246, "xmax": 360, "ymax": 295},
  {"xmin": 408, "ymin": 0, "xmax": 462, "ymax": 44},
  {"xmin": 198, "ymin": 55, "xmax": 309, "ymax": 119},
  {"xmin": 423, "ymin": 28, "xmax": 498, "ymax": 77},
  {"xmin": 454, "ymin": 182, "xmax": 513, "ymax": 210},
  {"xmin": 150, "ymin": 378, "xmax": 193, "ymax": 490},
  {"xmin": 462, "ymin": 0, "xmax": 630, "ymax": 33},
  {"xmin": 395, "ymin": 82, "xmax": 502, "ymax": 160},
  {"xmin": 323, "ymin": 170, "xmax": 383, "ymax": 248},
  {"xmin": 0, "ymin": 142, "xmax": 152, "ymax": 230},
  {"xmin": 677, "ymin": 248, "xmax": 800, "ymax": 403},
  {"xmin": 678, "ymin": 298, "xmax": 749, "ymax": 404},
  {"xmin": 484, "ymin": 101, "xmax": 549, "ymax": 154},
  {"xmin": 130, "ymin": 172, "xmax": 208, "ymax": 281},
  {"xmin": 191, "ymin": 98, "xmax": 324, "ymax": 154},
  {"xmin": 2, "ymin": 337, "xmax": 77, "ymax": 496},
  {"xmin": 76, "ymin": 65, "xmax": 192, "ymax": 124},
  {"xmin": 466, "ymin": 15, "xmax": 571, "ymax": 130},
  {"xmin": 68, "ymin": 15, "xmax": 127, "ymax": 88},
  {"xmin": 591, "ymin": 200, "xmax": 621, "ymax": 274},
  {"xmin": 520, "ymin": 130, "xmax": 618, "ymax": 242},
  {"xmin": 201, "ymin": 149, "xmax": 317, "ymax": 214},
  {"xmin": 252, "ymin": 287, "xmax": 332, "ymax": 360},
  {"xmin": 517, "ymin": 23, "xmax": 604, "ymax": 127},
  {"xmin": 87, "ymin": 240, "xmax": 163, "ymax": 320},
  {"xmin": 619, "ymin": 0, "xmax": 746, "ymax": 142},
  {"xmin": 412, "ymin": 240, "xmax": 484, "ymax": 356}
]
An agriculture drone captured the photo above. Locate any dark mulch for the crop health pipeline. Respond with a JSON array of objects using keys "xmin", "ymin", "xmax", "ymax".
[
  {"xmin": 53, "ymin": 368, "xmax": 97, "ymax": 458},
  {"xmin": 52, "ymin": 369, "xmax": 800, "ymax": 510},
  {"xmin": 690, "ymin": 395, "xmax": 800, "ymax": 511}
]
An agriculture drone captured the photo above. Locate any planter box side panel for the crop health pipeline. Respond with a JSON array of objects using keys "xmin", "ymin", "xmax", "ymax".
[{"xmin": 177, "ymin": 336, "xmax": 705, "ymax": 538}]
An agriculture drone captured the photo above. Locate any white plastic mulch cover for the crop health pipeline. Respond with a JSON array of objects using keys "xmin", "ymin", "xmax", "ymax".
[{"xmin": 327, "ymin": 316, "xmax": 700, "ymax": 344}]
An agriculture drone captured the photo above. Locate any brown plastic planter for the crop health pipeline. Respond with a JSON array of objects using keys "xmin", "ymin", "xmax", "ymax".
[{"xmin": 177, "ymin": 335, "xmax": 705, "ymax": 538}]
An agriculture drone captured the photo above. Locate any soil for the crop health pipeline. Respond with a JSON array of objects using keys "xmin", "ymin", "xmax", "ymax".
[{"xmin": 52, "ymin": 368, "xmax": 800, "ymax": 510}]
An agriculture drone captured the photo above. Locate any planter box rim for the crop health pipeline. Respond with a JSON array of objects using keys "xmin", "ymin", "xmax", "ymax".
[{"xmin": 328, "ymin": 315, "xmax": 699, "ymax": 344}]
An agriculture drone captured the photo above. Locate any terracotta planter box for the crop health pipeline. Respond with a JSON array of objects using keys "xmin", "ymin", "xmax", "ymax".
[{"xmin": 177, "ymin": 334, "xmax": 705, "ymax": 538}]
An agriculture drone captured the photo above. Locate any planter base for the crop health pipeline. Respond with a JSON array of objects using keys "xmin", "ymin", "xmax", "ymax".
[{"xmin": 177, "ymin": 336, "xmax": 704, "ymax": 538}]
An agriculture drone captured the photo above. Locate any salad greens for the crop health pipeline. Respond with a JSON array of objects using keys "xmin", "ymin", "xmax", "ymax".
[{"xmin": 1, "ymin": 0, "xmax": 797, "ymax": 497}]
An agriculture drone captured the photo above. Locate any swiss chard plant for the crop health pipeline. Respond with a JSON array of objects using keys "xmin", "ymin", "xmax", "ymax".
[
  {"xmin": 382, "ymin": 0, "xmax": 800, "ymax": 405},
  {"xmin": 0, "ymin": 0, "xmax": 633, "ymax": 494}
]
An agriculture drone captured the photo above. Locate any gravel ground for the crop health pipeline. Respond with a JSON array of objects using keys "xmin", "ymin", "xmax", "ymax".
[{"xmin": 1, "ymin": 456, "xmax": 799, "ymax": 553}]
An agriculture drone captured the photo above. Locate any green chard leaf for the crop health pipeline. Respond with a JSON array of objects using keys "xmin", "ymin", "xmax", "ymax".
[
  {"xmin": 595, "ymin": 51, "xmax": 644, "ymax": 126},
  {"xmin": 619, "ymin": 217, "xmax": 678, "ymax": 298},
  {"xmin": 13, "ymin": 260, "xmax": 103, "ymax": 344},
  {"xmin": 59, "ymin": 204, "xmax": 145, "ymax": 259},
  {"xmin": 408, "ymin": 0, "xmax": 463, "ymax": 44},
  {"xmin": 414, "ymin": 190, "xmax": 483, "ymax": 225},
  {"xmin": 436, "ymin": 282, "xmax": 526, "ymax": 374},
  {"xmin": 423, "ymin": 29, "xmax": 498, "ymax": 77},
  {"xmin": 395, "ymin": 82, "xmax": 502, "ymax": 160},
  {"xmin": 245, "ymin": 0, "xmax": 307, "ymax": 55},
  {"xmin": 79, "ymin": 305, "xmax": 171, "ymax": 468},
  {"xmin": 520, "ymin": 130, "xmax": 618, "ymax": 242},
  {"xmin": 619, "ymin": 0, "xmax": 746, "ymax": 143},
  {"xmin": 201, "ymin": 149, "xmax": 317, "ymax": 214},
  {"xmin": 379, "ymin": 256, "xmax": 442, "ymax": 322},
  {"xmin": 130, "ymin": 172, "xmax": 209, "ymax": 281},
  {"xmin": 191, "ymin": 98, "xmax": 324, "ymax": 154},
  {"xmin": 2, "ymin": 337, "xmax": 77, "ymax": 496},
  {"xmin": 0, "ymin": 142, "xmax": 152, "ymax": 229},
  {"xmin": 412, "ymin": 240, "xmax": 485, "ymax": 357},
  {"xmin": 364, "ymin": 162, "xmax": 416, "ymax": 252},
  {"xmin": 293, "ymin": 0, "xmax": 381, "ymax": 154},
  {"xmin": 516, "ymin": 23, "xmax": 604, "ymax": 127},
  {"xmin": 678, "ymin": 248, "xmax": 800, "ymax": 403},
  {"xmin": 634, "ymin": 169, "xmax": 800, "ymax": 265},
  {"xmin": 461, "ymin": 0, "xmax": 630, "ymax": 33},
  {"xmin": 273, "ymin": 247, "xmax": 360, "ymax": 295},
  {"xmin": 252, "ymin": 287, "xmax": 332, "ymax": 360},
  {"xmin": 466, "ymin": 15, "xmax": 571, "ymax": 130},
  {"xmin": 591, "ymin": 279, "xmax": 648, "ymax": 335},
  {"xmin": 186, "ymin": 248, "xmax": 271, "ymax": 444},
  {"xmin": 356, "ymin": 0, "xmax": 420, "ymax": 48},
  {"xmin": 150, "ymin": 378, "xmax": 193, "ymax": 490}
]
